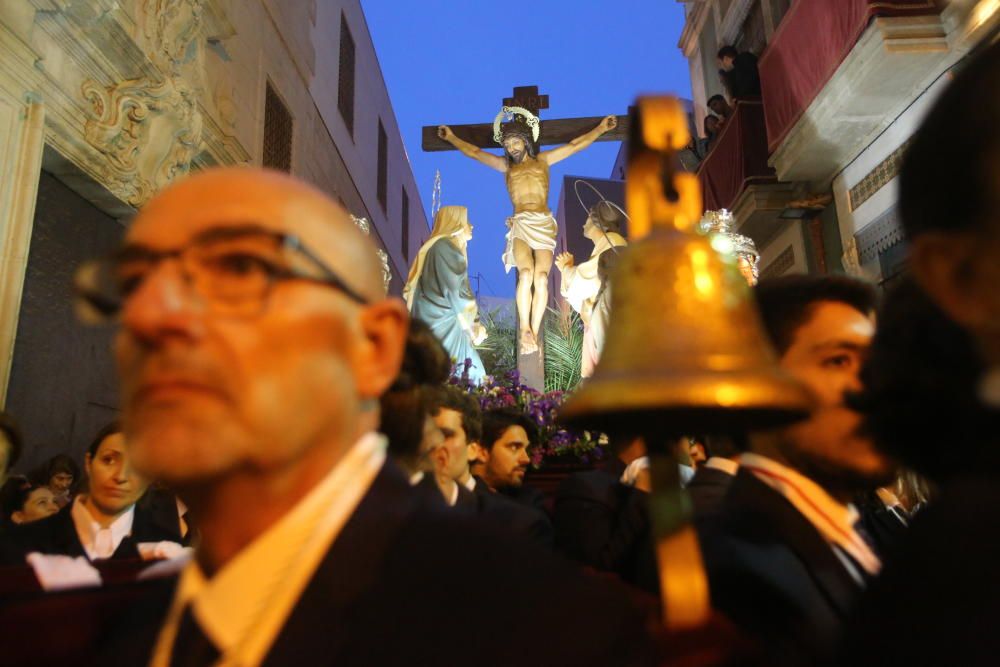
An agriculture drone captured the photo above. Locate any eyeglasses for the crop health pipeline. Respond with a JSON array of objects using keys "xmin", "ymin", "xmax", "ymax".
[{"xmin": 74, "ymin": 225, "xmax": 369, "ymax": 323}]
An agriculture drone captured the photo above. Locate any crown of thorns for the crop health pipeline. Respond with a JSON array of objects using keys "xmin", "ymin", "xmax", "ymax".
[{"xmin": 493, "ymin": 106, "xmax": 540, "ymax": 145}]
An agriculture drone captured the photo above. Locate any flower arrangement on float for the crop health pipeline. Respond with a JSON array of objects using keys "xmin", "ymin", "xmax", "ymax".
[{"xmin": 450, "ymin": 362, "xmax": 605, "ymax": 469}]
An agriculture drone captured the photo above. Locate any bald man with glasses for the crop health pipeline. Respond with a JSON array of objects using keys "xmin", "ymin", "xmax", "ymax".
[{"xmin": 71, "ymin": 168, "xmax": 649, "ymax": 666}]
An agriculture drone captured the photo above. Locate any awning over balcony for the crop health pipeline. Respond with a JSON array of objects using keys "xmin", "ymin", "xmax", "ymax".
[
  {"xmin": 759, "ymin": 0, "xmax": 940, "ymax": 154},
  {"xmin": 697, "ymin": 101, "xmax": 775, "ymax": 212}
]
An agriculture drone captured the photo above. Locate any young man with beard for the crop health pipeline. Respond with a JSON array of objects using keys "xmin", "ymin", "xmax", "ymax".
[
  {"xmin": 430, "ymin": 389, "xmax": 552, "ymax": 547},
  {"xmin": 438, "ymin": 114, "xmax": 616, "ymax": 353},
  {"xmin": 697, "ymin": 274, "xmax": 893, "ymax": 665}
]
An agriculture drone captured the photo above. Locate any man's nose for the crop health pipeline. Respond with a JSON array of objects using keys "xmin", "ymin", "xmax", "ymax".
[
  {"xmin": 517, "ymin": 449, "xmax": 530, "ymax": 465},
  {"xmin": 120, "ymin": 260, "xmax": 206, "ymax": 343}
]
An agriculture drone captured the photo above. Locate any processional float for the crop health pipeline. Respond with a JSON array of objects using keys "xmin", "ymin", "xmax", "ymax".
[{"xmin": 560, "ymin": 97, "xmax": 811, "ymax": 631}]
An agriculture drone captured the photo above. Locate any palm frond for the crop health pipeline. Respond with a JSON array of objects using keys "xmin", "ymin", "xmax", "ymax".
[{"xmin": 543, "ymin": 306, "xmax": 584, "ymax": 393}]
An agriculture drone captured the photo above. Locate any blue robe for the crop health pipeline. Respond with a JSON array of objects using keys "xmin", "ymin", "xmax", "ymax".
[{"xmin": 409, "ymin": 240, "xmax": 486, "ymax": 383}]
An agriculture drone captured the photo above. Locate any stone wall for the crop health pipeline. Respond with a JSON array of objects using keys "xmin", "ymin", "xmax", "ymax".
[{"xmin": 0, "ymin": 0, "xmax": 427, "ymax": 468}]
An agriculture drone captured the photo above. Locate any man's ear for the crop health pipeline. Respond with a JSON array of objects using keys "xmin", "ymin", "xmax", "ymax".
[
  {"xmin": 467, "ymin": 441, "xmax": 487, "ymax": 464},
  {"xmin": 910, "ymin": 233, "xmax": 987, "ymax": 330},
  {"xmin": 11, "ymin": 510, "xmax": 25, "ymax": 524},
  {"xmin": 353, "ymin": 299, "xmax": 408, "ymax": 400}
]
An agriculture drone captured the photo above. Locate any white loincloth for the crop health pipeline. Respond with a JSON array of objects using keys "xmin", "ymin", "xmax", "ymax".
[{"xmin": 502, "ymin": 211, "xmax": 558, "ymax": 273}]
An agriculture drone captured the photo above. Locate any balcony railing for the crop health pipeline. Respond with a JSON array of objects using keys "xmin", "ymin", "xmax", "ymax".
[
  {"xmin": 759, "ymin": 0, "xmax": 940, "ymax": 154},
  {"xmin": 697, "ymin": 100, "xmax": 775, "ymax": 212}
]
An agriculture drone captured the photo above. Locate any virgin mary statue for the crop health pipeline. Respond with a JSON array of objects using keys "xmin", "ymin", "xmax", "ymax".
[{"xmin": 403, "ymin": 205, "xmax": 487, "ymax": 383}]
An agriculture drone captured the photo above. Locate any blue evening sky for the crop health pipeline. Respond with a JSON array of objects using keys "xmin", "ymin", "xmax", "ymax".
[{"xmin": 362, "ymin": 1, "xmax": 690, "ymax": 298}]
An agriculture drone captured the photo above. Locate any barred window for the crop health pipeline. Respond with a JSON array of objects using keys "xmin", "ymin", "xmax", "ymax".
[
  {"xmin": 338, "ymin": 13, "xmax": 355, "ymax": 136},
  {"xmin": 263, "ymin": 82, "xmax": 293, "ymax": 172},
  {"xmin": 401, "ymin": 188, "xmax": 410, "ymax": 261},
  {"xmin": 377, "ymin": 119, "xmax": 387, "ymax": 213}
]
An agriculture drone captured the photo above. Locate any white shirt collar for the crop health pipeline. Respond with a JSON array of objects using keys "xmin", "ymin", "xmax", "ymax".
[
  {"xmin": 70, "ymin": 495, "xmax": 135, "ymax": 560},
  {"xmin": 703, "ymin": 457, "xmax": 739, "ymax": 476},
  {"xmin": 463, "ymin": 476, "xmax": 476, "ymax": 492},
  {"xmin": 150, "ymin": 432, "xmax": 387, "ymax": 667},
  {"xmin": 737, "ymin": 453, "xmax": 881, "ymax": 577}
]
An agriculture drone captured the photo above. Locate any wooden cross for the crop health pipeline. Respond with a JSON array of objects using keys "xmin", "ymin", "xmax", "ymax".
[
  {"xmin": 422, "ymin": 84, "xmax": 628, "ymax": 152},
  {"xmin": 503, "ymin": 85, "xmax": 549, "ymax": 116}
]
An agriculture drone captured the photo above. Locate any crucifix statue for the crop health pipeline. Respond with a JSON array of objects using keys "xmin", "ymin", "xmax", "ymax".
[{"xmin": 426, "ymin": 86, "xmax": 625, "ymax": 356}]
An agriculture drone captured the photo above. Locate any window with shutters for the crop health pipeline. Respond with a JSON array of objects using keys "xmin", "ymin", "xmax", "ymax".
[
  {"xmin": 263, "ymin": 82, "xmax": 293, "ymax": 172},
  {"xmin": 338, "ymin": 13, "xmax": 355, "ymax": 136},
  {"xmin": 401, "ymin": 188, "xmax": 410, "ymax": 261},
  {"xmin": 377, "ymin": 119, "xmax": 387, "ymax": 213}
]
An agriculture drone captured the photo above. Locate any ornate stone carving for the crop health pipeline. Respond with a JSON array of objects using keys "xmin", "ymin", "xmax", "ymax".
[
  {"xmin": 351, "ymin": 215, "xmax": 393, "ymax": 296},
  {"xmin": 82, "ymin": 76, "xmax": 203, "ymax": 207},
  {"xmin": 143, "ymin": 0, "xmax": 205, "ymax": 74},
  {"xmin": 81, "ymin": 0, "xmax": 208, "ymax": 206}
]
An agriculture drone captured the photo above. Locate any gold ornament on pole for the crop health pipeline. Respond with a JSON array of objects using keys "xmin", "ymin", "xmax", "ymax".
[
  {"xmin": 559, "ymin": 97, "xmax": 811, "ymax": 630},
  {"xmin": 699, "ymin": 209, "xmax": 761, "ymax": 286}
]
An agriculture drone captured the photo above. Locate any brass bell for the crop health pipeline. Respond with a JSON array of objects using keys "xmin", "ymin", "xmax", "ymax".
[
  {"xmin": 559, "ymin": 97, "xmax": 812, "ymax": 633},
  {"xmin": 560, "ymin": 98, "xmax": 811, "ymax": 436}
]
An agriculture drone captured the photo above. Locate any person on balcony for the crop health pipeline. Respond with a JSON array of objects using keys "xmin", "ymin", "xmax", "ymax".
[
  {"xmin": 717, "ymin": 45, "xmax": 761, "ymax": 99},
  {"xmin": 707, "ymin": 95, "xmax": 733, "ymax": 122}
]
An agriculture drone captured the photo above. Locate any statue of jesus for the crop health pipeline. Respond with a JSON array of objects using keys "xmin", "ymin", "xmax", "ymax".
[{"xmin": 438, "ymin": 112, "xmax": 617, "ymax": 353}]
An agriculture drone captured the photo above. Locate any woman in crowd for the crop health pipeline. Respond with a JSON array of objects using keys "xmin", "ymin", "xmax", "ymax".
[{"xmin": 2, "ymin": 422, "xmax": 183, "ymax": 563}]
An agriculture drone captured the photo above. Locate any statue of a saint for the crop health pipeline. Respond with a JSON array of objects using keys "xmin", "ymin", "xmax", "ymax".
[
  {"xmin": 438, "ymin": 111, "xmax": 617, "ymax": 353},
  {"xmin": 555, "ymin": 201, "xmax": 628, "ymax": 378},
  {"xmin": 403, "ymin": 206, "xmax": 488, "ymax": 383}
]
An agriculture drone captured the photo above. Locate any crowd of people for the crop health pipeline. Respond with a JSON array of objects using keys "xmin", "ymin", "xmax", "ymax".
[{"xmin": 0, "ymin": 38, "xmax": 996, "ymax": 667}]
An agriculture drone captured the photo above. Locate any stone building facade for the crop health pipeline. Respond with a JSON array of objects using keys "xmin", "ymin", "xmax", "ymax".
[{"xmin": 0, "ymin": 0, "xmax": 427, "ymax": 470}]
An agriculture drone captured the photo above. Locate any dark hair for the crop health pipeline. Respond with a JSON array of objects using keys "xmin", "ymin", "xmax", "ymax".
[
  {"xmin": 388, "ymin": 318, "xmax": 451, "ymax": 392},
  {"xmin": 500, "ymin": 123, "xmax": 538, "ymax": 164},
  {"xmin": 707, "ymin": 94, "xmax": 727, "ymax": 108},
  {"xmin": 717, "ymin": 46, "xmax": 738, "ymax": 60},
  {"xmin": 35, "ymin": 454, "xmax": 80, "ymax": 487},
  {"xmin": 380, "ymin": 319, "xmax": 451, "ymax": 463},
  {"xmin": 0, "ymin": 475, "xmax": 32, "ymax": 521},
  {"xmin": 429, "ymin": 384, "xmax": 483, "ymax": 444},
  {"xmin": 0, "ymin": 411, "xmax": 23, "ymax": 473},
  {"xmin": 588, "ymin": 200, "xmax": 624, "ymax": 235},
  {"xmin": 899, "ymin": 41, "xmax": 1000, "ymax": 239},
  {"xmin": 703, "ymin": 115, "xmax": 720, "ymax": 136},
  {"xmin": 753, "ymin": 274, "xmax": 878, "ymax": 355},
  {"xmin": 481, "ymin": 408, "xmax": 536, "ymax": 452},
  {"xmin": 87, "ymin": 420, "xmax": 123, "ymax": 459},
  {"xmin": 851, "ymin": 279, "xmax": 1000, "ymax": 483}
]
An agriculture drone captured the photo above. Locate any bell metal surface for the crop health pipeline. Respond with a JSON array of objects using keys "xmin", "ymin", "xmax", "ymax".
[{"xmin": 560, "ymin": 98, "xmax": 811, "ymax": 437}]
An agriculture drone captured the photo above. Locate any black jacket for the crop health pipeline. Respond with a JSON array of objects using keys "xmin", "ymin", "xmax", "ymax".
[
  {"xmin": 90, "ymin": 462, "xmax": 651, "ymax": 666},
  {"xmin": 686, "ymin": 465, "xmax": 735, "ymax": 518},
  {"xmin": 469, "ymin": 476, "xmax": 553, "ymax": 548},
  {"xmin": 552, "ymin": 469, "xmax": 658, "ymax": 594},
  {"xmin": 1, "ymin": 498, "xmax": 183, "ymax": 565},
  {"xmin": 838, "ymin": 475, "xmax": 1000, "ymax": 667},
  {"xmin": 720, "ymin": 51, "xmax": 761, "ymax": 99},
  {"xmin": 697, "ymin": 469, "xmax": 863, "ymax": 666}
]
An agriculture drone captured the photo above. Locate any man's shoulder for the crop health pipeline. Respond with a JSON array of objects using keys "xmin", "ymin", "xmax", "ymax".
[{"xmin": 343, "ymin": 510, "xmax": 652, "ymax": 664}]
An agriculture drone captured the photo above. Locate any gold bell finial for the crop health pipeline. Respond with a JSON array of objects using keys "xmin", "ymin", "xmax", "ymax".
[{"xmin": 559, "ymin": 97, "xmax": 811, "ymax": 631}]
